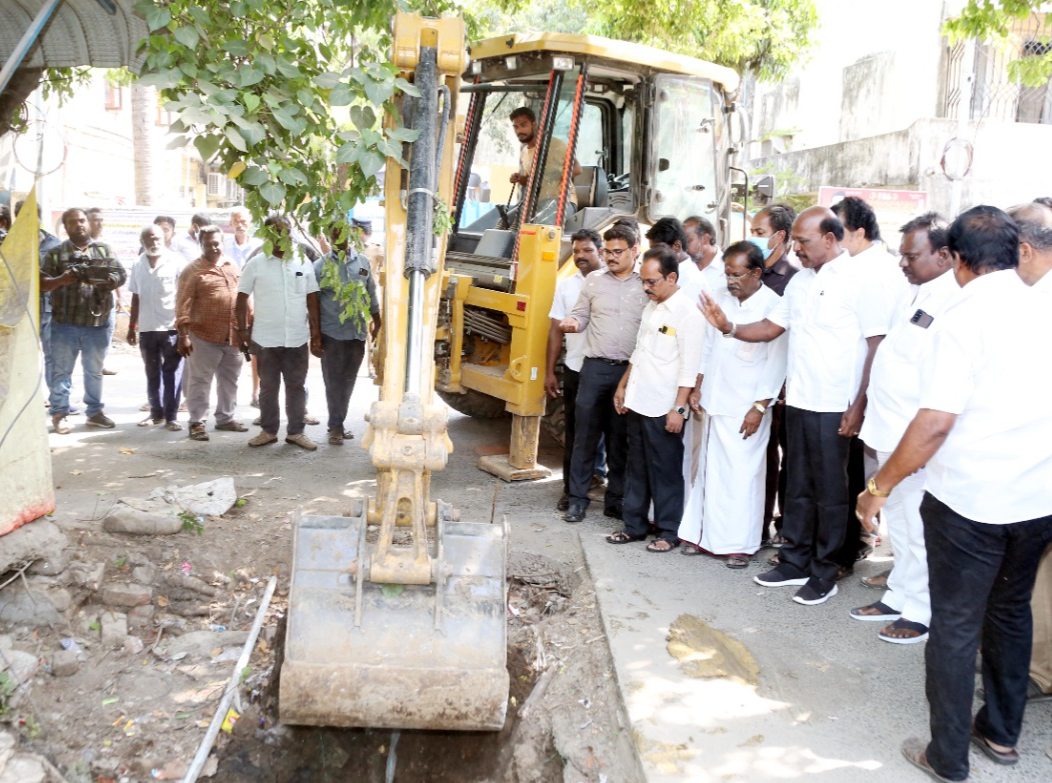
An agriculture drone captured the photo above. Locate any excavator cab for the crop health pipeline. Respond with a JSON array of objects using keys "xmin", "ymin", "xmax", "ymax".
[{"xmin": 436, "ymin": 34, "xmax": 740, "ymax": 479}]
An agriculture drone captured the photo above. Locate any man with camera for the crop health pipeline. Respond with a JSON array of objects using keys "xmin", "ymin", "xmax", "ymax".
[{"xmin": 40, "ymin": 208, "xmax": 126, "ymax": 434}]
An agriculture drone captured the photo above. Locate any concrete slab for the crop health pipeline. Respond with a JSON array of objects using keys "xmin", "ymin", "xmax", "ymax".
[{"xmin": 581, "ymin": 532, "xmax": 1052, "ymax": 782}]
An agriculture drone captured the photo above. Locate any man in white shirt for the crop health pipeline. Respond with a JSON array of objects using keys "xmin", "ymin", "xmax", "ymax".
[
  {"xmin": 856, "ymin": 205, "xmax": 1052, "ymax": 782},
  {"xmin": 851, "ymin": 213, "xmax": 957, "ymax": 645},
  {"xmin": 546, "ymin": 229, "xmax": 604, "ymax": 511},
  {"xmin": 1007, "ymin": 203, "xmax": 1052, "ymax": 709},
  {"xmin": 698, "ymin": 207, "xmax": 890, "ymax": 606},
  {"xmin": 607, "ymin": 247, "xmax": 705, "ymax": 551},
  {"xmin": 684, "ymin": 215, "xmax": 726, "ymax": 292},
  {"xmin": 645, "ymin": 217, "xmax": 711, "ymax": 303},
  {"xmin": 681, "ymin": 241, "xmax": 787, "ymax": 566},
  {"xmin": 225, "ymin": 207, "xmax": 263, "ymax": 269},
  {"xmin": 126, "ymin": 225, "xmax": 186, "ymax": 430},
  {"xmin": 235, "ymin": 215, "xmax": 323, "ymax": 451}
]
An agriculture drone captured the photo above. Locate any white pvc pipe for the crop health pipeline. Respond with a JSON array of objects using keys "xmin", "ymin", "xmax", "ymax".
[{"xmin": 181, "ymin": 575, "xmax": 278, "ymax": 783}]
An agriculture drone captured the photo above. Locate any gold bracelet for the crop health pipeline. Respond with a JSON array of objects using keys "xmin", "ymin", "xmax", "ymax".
[
  {"xmin": 753, "ymin": 402, "xmax": 767, "ymax": 414},
  {"xmin": 866, "ymin": 477, "xmax": 890, "ymax": 498}
]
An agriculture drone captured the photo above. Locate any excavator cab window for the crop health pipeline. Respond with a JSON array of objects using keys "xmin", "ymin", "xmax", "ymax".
[{"xmin": 647, "ymin": 74, "xmax": 721, "ymax": 226}]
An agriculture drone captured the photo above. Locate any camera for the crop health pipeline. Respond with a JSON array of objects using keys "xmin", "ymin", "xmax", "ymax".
[{"xmin": 67, "ymin": 257, "xmax": 117, "ymax": 285}]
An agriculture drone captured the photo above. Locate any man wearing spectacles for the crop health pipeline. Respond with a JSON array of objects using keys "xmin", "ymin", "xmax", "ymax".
[
  {"xmin": 605, "ymin": 246, "xmax": 705, "ymax": 551},
  {"xmin": 559, "ymin": 223, "xmax": 649, "ymax": 523}
]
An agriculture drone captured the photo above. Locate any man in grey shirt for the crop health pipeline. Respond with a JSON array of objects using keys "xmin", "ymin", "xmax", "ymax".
[
  {"xmin": 559, "ymin": 222, "xmax": 649, "ymax": 523},
  {"xmin": 313, "ymin": 218, "xmax": 381, "ymax": 445}
]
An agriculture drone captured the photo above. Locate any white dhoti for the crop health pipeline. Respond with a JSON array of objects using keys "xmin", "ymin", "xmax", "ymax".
[
  {"xmin": 679, "ymin": 411, "xmax": 706, "ymax": 545},
  {"xmin": 678, "ymin": 409, "xmax": 771, "ymax": 555}
]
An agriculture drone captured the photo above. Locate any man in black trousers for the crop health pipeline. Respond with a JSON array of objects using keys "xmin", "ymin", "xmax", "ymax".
[{"xmin": 559, "ymin": 223, "xmax": 648, "ymax": 523}]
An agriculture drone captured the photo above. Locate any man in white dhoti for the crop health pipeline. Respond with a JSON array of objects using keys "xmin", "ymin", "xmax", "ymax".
[{"xmin": 680, "ymin": 242, "xmax": 787, "ymax": 567}]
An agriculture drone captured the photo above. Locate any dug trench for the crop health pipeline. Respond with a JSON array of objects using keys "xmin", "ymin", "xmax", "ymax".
[{"xmin": 216, "ymin": 550, "xmax": 642, "ymax": 783}]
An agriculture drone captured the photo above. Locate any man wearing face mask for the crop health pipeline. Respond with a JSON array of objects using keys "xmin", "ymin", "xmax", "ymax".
[
  {"xmin": 752, "ymin": 204, "xmax": 799, "ymax": 295},
  {"xmin": 752, "ymin": 203, "xmax": 798, "ymax": 547}
]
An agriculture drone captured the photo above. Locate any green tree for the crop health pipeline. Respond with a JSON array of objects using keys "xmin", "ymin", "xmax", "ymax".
[
  {"xmin": 468, "ymin": 0, "xmax": 819, "ymax": 81},
  {"xmin": 944, "ymin": 1, "xmax": 1052, "ymax": 87},
  {"xmin": 131, "ymin": 0, "xmax": 443, "ymax": 251}
]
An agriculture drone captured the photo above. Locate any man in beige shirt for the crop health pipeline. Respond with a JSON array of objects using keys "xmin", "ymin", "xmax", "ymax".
[
  {"xmin": 559, "ymin": 222, "xmax": 649, "ymax": 523},
  {"xmin": 509, "ymin": 106, "xmax": 581, "ymax": 213}
]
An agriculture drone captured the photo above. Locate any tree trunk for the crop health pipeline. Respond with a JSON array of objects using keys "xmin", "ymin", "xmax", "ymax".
[{"xmin": 131, "ymin": 83, "xmax": 156, "ymax": 206}]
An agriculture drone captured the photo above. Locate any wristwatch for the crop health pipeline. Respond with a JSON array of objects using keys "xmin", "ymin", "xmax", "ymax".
[
  {"xmin": 753, "ymin": 402, "xmax": 768, "ymax": 414},
  {"xmin": 866, "ymin": 477, "xmax": 891, "ymax": 498},
  {"xmin": 672, "ymin": 406, "xmax": 688, "ymax": 417},
  {"xmin": 722, "ymin": 322, "xmax": 738, "ymax": 339}
]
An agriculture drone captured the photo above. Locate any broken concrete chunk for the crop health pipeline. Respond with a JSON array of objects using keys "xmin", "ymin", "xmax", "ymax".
[
  {"xmin": 159, "ymin": 477, "xmax": 237, "ymax": 517},
  {"xmin": 0, "ymin": 754, "xmax": 46, "ymax": 783},
  {"xmin": 68, "ymin": 561, "xmax": 105, "ymax": 591},
  {"xmin": 0, "ymin": 586, "xmax": 65, "ymax": 627},
  {"xmin": 101, "ymin": 582, "xmax": 152, "ymax": 608},
  {"xmin": 127, "ymin": 604, "xmax": 155, "ymax": 631},
  {"xmin": 50, "ymin": 649, "xmax": 80, "ymax": 677},
  {"xmin": 164, "ymin": 630, "xmax": 249, "ymax": 658},
  {"xmin": 103, "ymin": 502, "xmax": 183, "ymax": 536},
  {"xmin": 100, "ymin": 611, "xmax": 128, "ymax": 648},
  {"xmin": 27, "ymin": 546, "xmax": 70, "ymax": 576},
  {"xmin": 0, "ymin": 519, "xmax": 69, "ymax": 576},
  {"xmin": 131, "ymin": 565, "xmax": 156, "ymax": 585}
]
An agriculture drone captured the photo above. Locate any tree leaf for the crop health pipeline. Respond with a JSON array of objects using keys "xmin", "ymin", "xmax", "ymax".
[
  {"xmin": 386, "ymin": 126, "xmax": 421, "ymax": 143},
  {"xmin": 239, "ymin": 67, "xmax": 264, "ymax": 88},
  {"xmin": 145, "ymin": 6, "xmax": 171, "ymax": 32},
  {"xmin": 173, "ymin": 26, "xmax": 199, "ymax": 49},
  {"xmin": 240, "ymin": 166, "xmax": 269, "ymax": 186},
  {"xmin": 165, "ymin": 135, "xmax": 189, "ymax": 151},
  {"xmin": 194, "ymin": 134, "xmax": 222, "ymax": 162},
  {"xmin": 259, "ymin": 181, "xmax": 287, "ymax": 206},
  {"xmin": 224, "ymin": 38, "xmax": 251, "ymax": 57},
  {"xmin": 359, "ymin": 150, "xmax": 385, "ymax": 179},
  {"xmin": 239, "ymin": 122, "xmax": 267, "ymax": 146},
  {"xmin": 394, "ymin": 77, "xmax": 421, "ymax": 98},
  {"xmin": 228, "ymin": 161, "xmax": 247, "ymax": 179},
  {"xmin": 225, "ymin": 126, "xmax": 248, "ymax": 152},
  {"xmin": 314, "ymin": 72, "xmax": 342, "ymax": 89},
  {"xmin": 336, "ymin": 142, "xmax": 359, "ymax": 164},
  {"xmin": 328, "ymin": 83, "xmax": 354, "ymax": 106},
  {"xmin": 243, "ymin": 93, "xmax": 260, "ymax": 113}
]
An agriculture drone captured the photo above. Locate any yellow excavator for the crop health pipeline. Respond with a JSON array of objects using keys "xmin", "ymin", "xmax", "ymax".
[{"xmin": 280, "ymin": 12, "xmax": 740, "ymax": 732}]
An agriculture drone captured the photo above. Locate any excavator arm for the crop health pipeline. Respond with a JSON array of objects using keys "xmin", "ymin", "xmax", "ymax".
[{"xmin": 279, "ymin": 13, "xmax": 510, "ymax": 732}]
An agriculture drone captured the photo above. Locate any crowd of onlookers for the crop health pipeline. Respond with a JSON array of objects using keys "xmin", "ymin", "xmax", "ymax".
[
  {"xmin": 2, "ymin": 203, "xmax": 381, "ymax": 451},
  {"xmin": 546, "ymin": 197, "xmax": 1052, "ymax": 780}
]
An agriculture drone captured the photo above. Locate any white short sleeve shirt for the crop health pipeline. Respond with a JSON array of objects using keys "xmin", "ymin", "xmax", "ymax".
[
  {"xmin": 699, "ymin": 286, "xmax": 788, "ymax": 417},
  {"xmin": 921, "ymin": 270, "xmax": 1052, "ymax": 523},
  {"xmin": 625, "ymin": 289, "xmax": 707, "ymax": 417},
  {"xmin": 236, "ymin": 252, "xmax": 320, "ymax": 348},
  {"xmin": 126, "ymin": 250, "xmax": 186, "ymax": 332},
  {"xmin": 861, "ymin": 270, "xmax": 961, "ymax": 452},
  {"xmin": 549, "ymin": 272, "xmax": 587, "ymax": 373},
  {"xmin": 767, "ymin": 252, "xmax": 888, "ymax": 413}
]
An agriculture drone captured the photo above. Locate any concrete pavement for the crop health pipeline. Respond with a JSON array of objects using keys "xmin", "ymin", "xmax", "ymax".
[{"xmin": 579, "ymin": 530, "xmax": 1052, "ymax": 782}]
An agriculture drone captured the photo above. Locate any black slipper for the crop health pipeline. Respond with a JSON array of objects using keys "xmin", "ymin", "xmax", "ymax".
[
  {"xmin": 606, "ymin": 531, "xmax": 646, "ymax": 545},
  {"xmin": 970, "ymin": 725, "xmax": 1019, "ymax": 765}
]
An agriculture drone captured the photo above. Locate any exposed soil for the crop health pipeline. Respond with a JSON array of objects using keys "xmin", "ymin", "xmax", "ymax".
[{"xmin": 0, "ymin": 345, "xmax": 641, "ymax": 783}]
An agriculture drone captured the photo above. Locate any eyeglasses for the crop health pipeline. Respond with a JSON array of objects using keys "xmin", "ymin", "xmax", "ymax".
[
  {"xmin": 725, "ymin": 271, "xmax": 754, "ymax": 283},
  {"xmin": 641, "ymin": 277, "xmax": 666, "ymax": 287},
  {"xmin": 602, "ymin": 247, "xmax": 631, "ymax": 259}
]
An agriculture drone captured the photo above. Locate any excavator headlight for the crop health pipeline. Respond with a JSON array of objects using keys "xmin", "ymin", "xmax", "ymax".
[{"xmin": 552, "ymin": 56, "xmax": 575, "ymax": 71}]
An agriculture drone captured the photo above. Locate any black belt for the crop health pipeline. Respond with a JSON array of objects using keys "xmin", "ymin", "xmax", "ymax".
[{"xmin": 586, "ymin": 357, "xmax": 628, "ymax": 366}]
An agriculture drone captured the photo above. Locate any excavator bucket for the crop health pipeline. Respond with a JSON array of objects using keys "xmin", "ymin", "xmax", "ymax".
[{"xmin": 279, "ymin": 505, "xmax": 510, "ymax": 731}]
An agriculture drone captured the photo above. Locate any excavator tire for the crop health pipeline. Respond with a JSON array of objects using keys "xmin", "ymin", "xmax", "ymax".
[
  {"xmin": 438, "ymin": 389, "xmax": 510, "ymax": 419},
  {"xmin": 542, "ymin": 394, "xmax": 566, "ymax": 449}
]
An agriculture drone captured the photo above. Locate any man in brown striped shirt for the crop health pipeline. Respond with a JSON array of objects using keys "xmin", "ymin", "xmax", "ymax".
[{"xmin": 175, "ymin": 226, "xmax": 248, "ymax": 442}]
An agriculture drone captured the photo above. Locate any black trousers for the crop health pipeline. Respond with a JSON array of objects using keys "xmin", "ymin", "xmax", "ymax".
[
  {"xmin": 255, "ymin": 342, "xmax": 309, "ymax": 436},
  {"xmin": 833, "ymin": 436, "xmax": 868, "ymax": 567},
  {"xmin": 622, "ymin": 410, "xmax": 684, "ymax": 542},
  {"xmin": 779, "ymin": 406, "xmax": 850, "ymax": 582},
  {"xmin": 320, "ymin": 334, "xmax": 365, "ymax": 431},
  {"xmin": 922, "ymin": 493, "xmax": 1052, "ymax": 781},
  {"xmin": 562, "ymin": 367, "xmax": 607, "ymax": 495},
  {"xmin": 569, "ymin": 358, "xmax": 627, "ymax": 509},
  {"xmin": 763, "ymin": 397, "xmax": 788, "ymax": 535}
]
